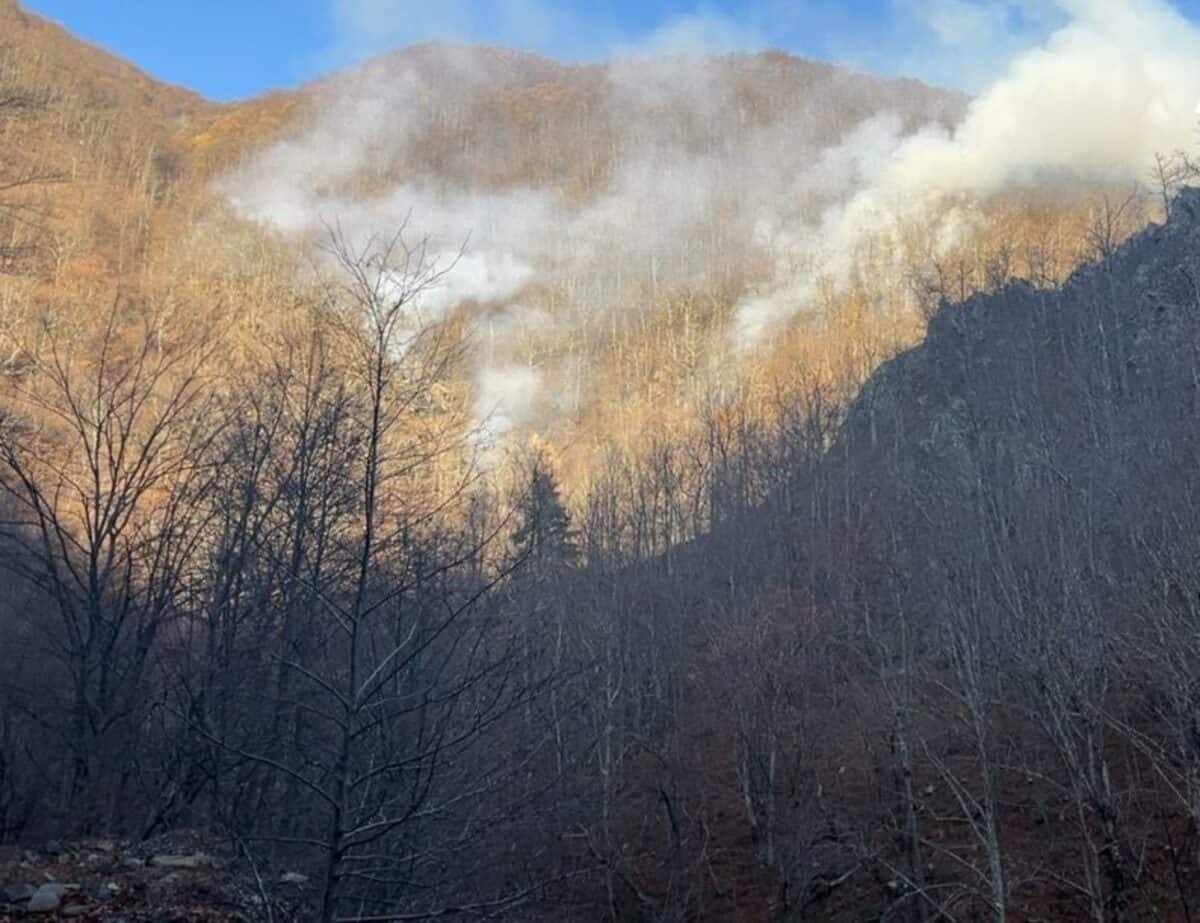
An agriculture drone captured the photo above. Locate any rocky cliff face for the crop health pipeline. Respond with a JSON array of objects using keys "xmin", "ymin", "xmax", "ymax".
[{"xmin": 844, "ymin": 187, "xmax": 1200, "ymax": 523}]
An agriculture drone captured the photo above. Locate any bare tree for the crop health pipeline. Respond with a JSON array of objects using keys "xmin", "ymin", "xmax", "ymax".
[
  {"xmin": 0, "ymin": 300, "xmax": 219, "ymax": 832},
  {"xmin": 1151, "ymin": 151, "xmax": 1200, "ymax": 219},
  {"xmin": 189, "ymin": 224, "xmax": 554, "ymax": 922},
  {"xmin": 0, "ymin": 68, "xmax": 62, "ymax": 270}
]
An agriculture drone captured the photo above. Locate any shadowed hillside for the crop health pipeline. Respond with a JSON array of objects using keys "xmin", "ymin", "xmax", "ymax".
[{"xmin": 504, "ymin": 184, "xmax": 1200, "ymax": 921}]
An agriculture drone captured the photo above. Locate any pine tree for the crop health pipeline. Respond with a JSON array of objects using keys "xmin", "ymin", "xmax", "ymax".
[{"xmin": 512, "ymin": 454, "xmax": 578, "ymax": 570}]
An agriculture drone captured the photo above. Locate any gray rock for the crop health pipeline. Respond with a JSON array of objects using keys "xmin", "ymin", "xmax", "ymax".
[
  {"xmin": 147, "ymin": 872, "xmax": 183, "ymax": 898},
  {"xmin": 1, "ymin": 882, "xmax": 36, "ymax": 903},
  {"xmin": 96, "ymin": 880, "xmax": 121, "ymax": 900},
  {"xmin": 27, "ymin": 882, "xmax": 68, "ymax": 913},
  {"xmin": 150, "ymin": 852, "xmax": 213, "ymax": 869}
]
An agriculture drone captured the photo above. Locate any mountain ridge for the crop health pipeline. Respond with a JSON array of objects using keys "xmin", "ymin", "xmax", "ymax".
[{"xmin": 2, "ymin": 1, "xmax": 207, "ymax": 117}]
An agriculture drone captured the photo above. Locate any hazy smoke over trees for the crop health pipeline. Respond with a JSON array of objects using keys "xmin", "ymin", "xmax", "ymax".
[{"xmin": 222, "ymin": 0, "xmax": 1200, "ymax": 441}]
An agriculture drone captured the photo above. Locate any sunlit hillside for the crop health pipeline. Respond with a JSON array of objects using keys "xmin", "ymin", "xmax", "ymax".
[{"xmin": 0, "ymin": 2, "xmax": 1157, "ymax": 506}]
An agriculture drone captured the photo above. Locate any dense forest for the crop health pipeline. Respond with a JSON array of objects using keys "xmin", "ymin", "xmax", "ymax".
[{"xmin": 5, "ymin": 1, "xmax": 1200, "ymax": 920}]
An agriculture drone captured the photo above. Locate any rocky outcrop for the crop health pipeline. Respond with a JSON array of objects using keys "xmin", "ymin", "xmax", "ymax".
[
  {"xmin": 26, "ymin": 882, "xmax": 69, "ymax": 912},
  {"xmin": 844, "ymin": 185, "xmax": 1200, "ymax": 501}
]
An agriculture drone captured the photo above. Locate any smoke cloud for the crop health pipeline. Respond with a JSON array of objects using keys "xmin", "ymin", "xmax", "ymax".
[
  {"xmin": 731, "ymin": 0, "xmax": 1200, "ymax": 348},
  {"xmin": 222, "ymin": 0, "xmax": 1200, "ymax": 438}
]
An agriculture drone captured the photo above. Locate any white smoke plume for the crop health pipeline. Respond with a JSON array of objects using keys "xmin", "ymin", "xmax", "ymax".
[
  {"xmin": 221, "ymin": 0, "xmax": 1200, "ymax": 434},
  {"xmin": 893, "ymin": 0, "xmax": 1200, "ymax": 193},
  {"xmin": 474, "ymin": 363, "xmax": 543, "ymax": 444},
  {"xmin": 731, "ymin": 0, "xmax": 1200, "ymax": 348}
]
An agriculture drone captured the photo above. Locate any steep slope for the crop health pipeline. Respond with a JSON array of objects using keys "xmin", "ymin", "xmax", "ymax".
[
  {"xmin": 0, "ymin": 1, "xmax": 211, "ymax": 286},
  {"xmin": 1, "ymin": 3, "xmax": 985, "ymax": 486},
  {"xmin": 181, "ymin": 43, "xmax": 966, "ymax": 190},
  {"xmin": 550, "ymin": 186, "xmax": 1200, "ymax": 921},
  {"xmin": 0, "ymin": 2, "xmax": 1153, "ymax": 490},
  {"xmin": 205, "ymin": 42, "xmax": 979, "ymax": 474},
  {"xmin": 0, "ymin": 0, "xmax": 203, "ymax": 120},
  {"xmin": 772, "ymin": 186, "xmax": 1200, "ymax": 919},
  {"xmin": 845, "ymin": 185, "xmax": 1200, "ymax": 549},
  {"xmin": 0, "ymin": 0, "xmax": 1162, "ymax": 521}
]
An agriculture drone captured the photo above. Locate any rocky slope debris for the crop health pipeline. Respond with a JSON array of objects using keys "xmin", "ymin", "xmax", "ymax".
[{"xmin": 0, "ymin": 834, "xmax": 314, "ymax": 920}]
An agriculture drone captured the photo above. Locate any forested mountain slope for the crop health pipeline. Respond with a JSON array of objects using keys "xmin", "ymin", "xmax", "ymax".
[
  {"xmin": 0, "ymin": 0, "xmax": 207, "ymax": 282},
  {"xmin": 3, "ymin": 2, "xmax": 1199, "ymax": 920},
  {"xmin": 0, "ymin": 2, "xmax": 988, "ymax": 486},
  {"xmin": 598, "ymin": 183, "xmax": 1200, "ymax": 921},
  {"xmin": 1, "ymin": 0, "xmax": 1145, "ymax": 493}
]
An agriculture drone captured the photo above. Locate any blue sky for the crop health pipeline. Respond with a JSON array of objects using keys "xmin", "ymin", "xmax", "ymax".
[{"xmin": 18, "ymin": 0, "xmax": 1200, "ymax": 101}]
